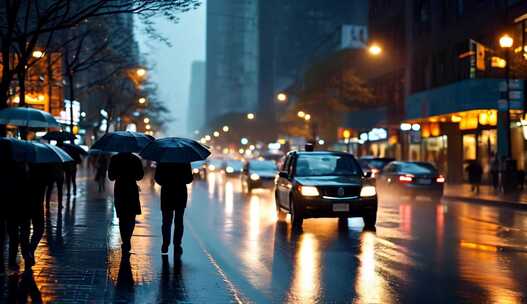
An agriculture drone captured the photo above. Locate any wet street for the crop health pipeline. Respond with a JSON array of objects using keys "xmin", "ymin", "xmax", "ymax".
[{"xmin": 2, "ymin": 171, "xmax": 527, "ymax": 303}]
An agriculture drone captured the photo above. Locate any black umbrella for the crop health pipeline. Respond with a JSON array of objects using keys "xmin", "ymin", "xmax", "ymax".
[
  {"xmin": 0, "ymin": 137, "xmax": 35, "ymax": 162},
  {"xmin": 140, "ymin": 137, "xmax": 211, "ymax": 163},
  {"xmin": 91, "ymin": 131, "xmax": 155, "ymax": 153},
  {"xmin": 59, "ymin": 143, "xmax": 87, "ymax": 163},
  {"xmin": 42, "ymin": 131, "xmax": 77, "ymax": 142}
]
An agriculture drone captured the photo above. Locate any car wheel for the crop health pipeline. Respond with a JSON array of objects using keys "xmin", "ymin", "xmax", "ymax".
[
  {"xmin": 362, "ymin": 211, "xmax": 377, "ymax": 228},
  {"xmin": 290, "ymin": 199, "xmax": 303, "ymax": 229},
  {"xmin": 275, "ymin": 192, "xmax": 286, "ymax": 221}
]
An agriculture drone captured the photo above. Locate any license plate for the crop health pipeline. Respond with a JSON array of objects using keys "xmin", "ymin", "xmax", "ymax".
[
  {"xmin": 333, "ymin": 203, "xmax": 349, "ymax": 212},
  {"xmin": 417, "ymin": 178, "xmax": 431, "ymax": 185}
]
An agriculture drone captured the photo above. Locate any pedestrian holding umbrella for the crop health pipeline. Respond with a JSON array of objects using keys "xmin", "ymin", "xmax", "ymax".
[
  {"xmin": 140, "ymin": 137, "xmax": 210, "ymax": 258},
  {"xmin": 91, "ymin": 131, "xmax": 153, "ymax": 255},
  {"xmin": 59, "ymin": 143, "xmax": 86, "ymax": 197},
  {"xmin": 41, "ymin": 131, "xmax": 77, "ymax": 142}
]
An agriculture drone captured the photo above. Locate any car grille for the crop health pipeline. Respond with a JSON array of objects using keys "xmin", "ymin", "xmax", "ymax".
[{"xmin": 319, "ymin": 186, "xmax": 361, "ymax": 197}]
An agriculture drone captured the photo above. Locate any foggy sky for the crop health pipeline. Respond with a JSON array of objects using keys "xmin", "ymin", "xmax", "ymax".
[{"xmin": 135, "ymin": 2, "xmax": 206, "ymax": 136}]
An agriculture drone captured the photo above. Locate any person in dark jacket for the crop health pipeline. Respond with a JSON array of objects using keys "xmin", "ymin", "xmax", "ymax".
[
  {"xmin": 154, "ymin": 163, "xmax": 193, "ymax": 257},
  {"xmin": 466, "ymin": 160, "xmax": 483, "ymax": 193},
  {"xmin": 45, "ymin": 164, "xmax": 64, "ymax": 210},
  {"xmin": 108, "ymin": 152, "xmax": 144, "ymax": 254}
]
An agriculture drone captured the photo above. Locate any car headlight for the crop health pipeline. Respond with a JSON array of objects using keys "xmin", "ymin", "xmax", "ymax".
[
  {"xmin": 226, "ymin": 166, "xmax": 234, "ymax": 173},
  {"xmin": 208, "ymin": 165, "xmax": 216, "ymax": 171},
  {"xmin": 250, "ymin": 173, "xmax": 260, "ymax": 181},
  {"xmin": 360, "ymin": 185, "xmax": 376, "ymax": 197},
  {"xmin": 299, "ymin": 185, "xmax": 319, "ymax": 196},
  {"xmin": 192, "ymin": 168, "xmax": 200, "ymax": 174}
]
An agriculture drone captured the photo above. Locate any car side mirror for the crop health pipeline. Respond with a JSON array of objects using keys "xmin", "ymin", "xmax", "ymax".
[
  {"xmin": 279, "ymin": 171, "xmax": 289, "ymax": 178},
  {"xmin": 364, "ymin": 171, "xmax": 372, "ymax": 178}
]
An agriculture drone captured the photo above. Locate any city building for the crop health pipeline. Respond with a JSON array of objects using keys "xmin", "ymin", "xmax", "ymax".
[
  {"xmin": 187, "ymin": 61, "xmax": 206, "ymax": 136},
  {"xmin": 205, "ymin": 0, "xmax": 259, "ymax": 126}
]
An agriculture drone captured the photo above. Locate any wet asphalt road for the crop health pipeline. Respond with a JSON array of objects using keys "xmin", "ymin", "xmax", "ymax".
[{"xmin": 2, "ymin": 171, "xmax": 527, "ymax": 303}]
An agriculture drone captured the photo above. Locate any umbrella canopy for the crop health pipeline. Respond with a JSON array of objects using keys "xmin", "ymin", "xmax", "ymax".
[
  {"xmin": 90, "ymin": 131, "xmax": 155, "ymax": 153},
  {"xmin": 0, "ymin": 138, "xmax": 73, "ymax": 163},
  {"xmin": 32, "ymin": 143, "xmax": 74, "ymax": 163},
  {"xmin": 0, "ymin": 137, "xmax": 35, "ymax": 162},
  {"xmin": 42, "ymin": 131, "xmax": 77, "ymax": 142},
  {"xmin": 59, "ymin": 143, "xmax": 86, "ymax": 163},
  {"xmin": 0, "ymin": 107, "xmax": 59, "ymax": 128},
  {"xmin": 140, "ymin": 137, "xmax": 211, "ymax": 163}
]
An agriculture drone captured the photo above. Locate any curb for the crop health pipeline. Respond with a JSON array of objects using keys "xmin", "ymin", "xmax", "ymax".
[{"xmin": 443, "ymin": 195, "xmax": 527, "ymax": 210}]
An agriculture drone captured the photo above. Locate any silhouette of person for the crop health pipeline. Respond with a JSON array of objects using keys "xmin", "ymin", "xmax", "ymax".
[
  {"xmin": 466, "ymin": 160, "xmax": 483, "ymax": 194},
  {"xmin": 45, "ymin": 164, "xmax": 64, "ymax": 210},
  {"xmin": 59, "ymin": 143, "xmax": 82, "ymax": 198},
  {"xmin": 108, "ymin": 152, "xmax": 144, "ymax": 254},
  {"xmin": 95, "ymin": 155, "xmax": 109, "ymax": 192},
  {"xmin": 154, "ymin": 163, "xmax": 193, "ymax": 257},
  {"xmin": 24, "ymin": 163, "xmax": 51, "ymax": 269}
]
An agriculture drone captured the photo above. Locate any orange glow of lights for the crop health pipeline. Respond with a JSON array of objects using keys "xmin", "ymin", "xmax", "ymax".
[{"xmin": 460, "ymin": 241, "xmax": 498, "ymax": 252}]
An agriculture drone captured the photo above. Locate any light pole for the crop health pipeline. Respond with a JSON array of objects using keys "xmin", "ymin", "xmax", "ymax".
[{"xmin": 499, "ymin": 34, "xmax": 513, "ymax": 158}]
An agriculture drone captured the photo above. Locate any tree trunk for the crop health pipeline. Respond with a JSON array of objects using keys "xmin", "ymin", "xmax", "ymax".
[
  {"xmin": 68, "ymin": 72, "xmax": 76, "ymax": 133},
  {"xmin": 17, "ymin": 67, "xmax": 27, "ymax": 139}
]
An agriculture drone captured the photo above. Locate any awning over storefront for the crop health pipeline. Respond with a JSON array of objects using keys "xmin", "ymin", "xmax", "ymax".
[
  {"xmin": 405, "ymin": 78, "xmax": 524, "ymax": 120},
  {"xmin": 344, "ymin": 107, "xmax": 387, "ymax": 130}
]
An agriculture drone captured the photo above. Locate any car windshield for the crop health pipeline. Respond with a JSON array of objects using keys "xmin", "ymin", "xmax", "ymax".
[
  {"xmin": 250, "ymin": 160, "xmax": 277, "ymax": 171},
  {"xmin": 367, "ymin": 159, "xmax": 393, "ymax": 169},
  {"xmin": 295, "ymin": 154, "xmax": 361, "ymax": 177},
  {"xmin": 398, "ymin": 162, "xmax": 436, "ymax": 174}
]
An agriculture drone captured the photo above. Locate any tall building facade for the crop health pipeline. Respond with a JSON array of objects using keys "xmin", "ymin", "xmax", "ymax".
[
  {"xmin": 257, "ymin": 0, "xmax": 369, "ymax": 118},
  {"xmin": 187, "ymin": 61, "xmax": 206, "ymax": 135},
  {"xmin": 205, "ymin": 0, "xmax": 259, "ymax": 126}
]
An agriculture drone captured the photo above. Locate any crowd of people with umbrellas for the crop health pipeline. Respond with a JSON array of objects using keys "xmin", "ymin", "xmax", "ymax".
[{"xmin": 0, "ymin": 107, "xmax": 210, "ymax": 273}]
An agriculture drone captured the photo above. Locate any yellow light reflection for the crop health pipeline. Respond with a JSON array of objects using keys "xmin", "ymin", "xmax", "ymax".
[
  {"xmin": 225, "ymin": 181, "xmax": 234, "ymax": 215},
  {"xmin": 355, "ymin": 232, "xmax": 391, "ymax": 304},
  {"xmin": 289, "ymin": 233, "xmax": 320, "ymax": 303}
]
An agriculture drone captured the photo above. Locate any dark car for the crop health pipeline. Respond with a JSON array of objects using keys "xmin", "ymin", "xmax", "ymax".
[
  {"xmin": 358, "ymin": 156, "xmax": 395, "ymax": 178},
  {"xmin": 242, "ymin": 159, "xmax": 278, "ymax": 192},
  {"xmin": 376, "ymin": 161, "xmax": 444, "ymax": 199},
  {"xmin": 224, "ymin": 159, "xmax": 244, "ymax": 176},
  {"xmin": 275, "ymin": 151, "xmax": 377, "ymax": 229}
]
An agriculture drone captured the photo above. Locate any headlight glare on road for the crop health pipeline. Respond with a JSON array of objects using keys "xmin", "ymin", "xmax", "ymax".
[
  {"xmin": 299, "ymin": 185, "xmax": 319, "ymax": 196},
  {"xmin": 226, "ymin": 166, "xmax": 234, "ymax": 173},
  {"xmin": 250, "ymin": 173, "xmax": 260, "ymax": 181},
  {"xmin": 360, "ymin": 185, "xmax": 376, "ymax": 197}
]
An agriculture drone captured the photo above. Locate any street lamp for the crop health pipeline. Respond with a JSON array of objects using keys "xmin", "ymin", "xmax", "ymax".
[
  {"xmin": 138, "ymin": 97, "xmax": 146, "ymax": 104},
  {"xmin": 247, "ymin": 113, "xmax": 255, "ymax": 120},
  {"xmin": 499, "ymin": 33, "xmax": 513, "ymax": 158},
  {"xmin": 277, "ymin": 92, "xmax": 287, "ymax": 103},
  {"xmin": 297, "ymin": 111, "xmax": 305, "ymax": 118},
  {"xmin": 213, "ymin": 131, "xmax": 220, "ymax": 137},
  {"xmin": 32, "ymin": 50, "xmax": 44, "ymax": 58},
  {"xmin": 146, "ymin": 124, "xmax": 151, "ymax": 130},
  {"xmin": 368, "ymin": 44, "xmax": 382, "ymax": 56},
  {"xmin": 304, "ymin": 114, "xmax": 311, "ymax": 121},
  {"xmin": 143, "ymin": 117, "xmax": 150, "ymax": 124},
  {"xmin": 222, "ymin": 125, "xmax": 229, "ymax": 132},
  {"xmin": 136, "ymin": 68, "xmax": 147, "ymax": 77}
]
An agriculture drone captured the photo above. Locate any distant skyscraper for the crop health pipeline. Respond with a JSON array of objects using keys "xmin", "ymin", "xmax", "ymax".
[
  {"xmin": 258, "ymin": 0, "xmax": 368, "ymax": 117},
  {"xmin": 187, "ymin": 61, "xmax": 206, "ymax": 135},
  {"xmin": 205, "ymin": 0, "xmax": 259, "ymax": 126}
]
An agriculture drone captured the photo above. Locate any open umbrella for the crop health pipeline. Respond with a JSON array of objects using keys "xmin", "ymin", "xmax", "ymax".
[
  {"xmin": 0, "ymin": 107, "xmax": 59, "ymax": 128},
  {"xmin": 59, "ymin": 143, "xmax": 87, "ymax": 163},
  {"xmin": 0, "ymin": 137, "xmax": 35, "ymax": 162},
  {"xmin": 140, "ymin": 137, "xmax": 211, "ymax": 163},
  {"xmin": 90, "ymin": 131, "xmax": 155, "ymax": 153},
  {"xmin": 42, "ymin": 131, "xmax": 77, "ymax": 142},
  {"xmin": 31, "ymin": 143, "xmax": 74, "ymax": 163}
]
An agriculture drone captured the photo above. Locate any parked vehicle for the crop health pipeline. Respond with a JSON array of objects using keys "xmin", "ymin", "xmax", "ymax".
[
  {"xmin": 376, "ymin": 161, "xmax": 444, "ymax": 199},
  {"xmin": 242, "ymin": 159, "xmax": 277, "ymax": 192},
  {"xmin": 275, "ymin": 151, "xmax": 377, "ymax": 229},
  {"xmin": 358, "ymin": 156, "xmax": 395, "ymax": 178}
]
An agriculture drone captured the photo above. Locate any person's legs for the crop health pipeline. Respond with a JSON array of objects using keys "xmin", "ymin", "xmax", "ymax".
[
  {"xmin": 56, "ymin": 176, "xmax": 64, "ymax": 209},
  {"xmin": 30, "ymin": 204, "xmax": 45, "ymax": 254},
  {"xmin": 19, "ymin": 219, "xmax": 32, "ymax": 269},
  {"xmin": 65, "ymin": 170, "xmax": 72, "ymax": 197},
  {"xmin": 6, "ymin": 219, "xmax": 19, "ymax": 268},
  {"xmin": 72, "ymin": 167, "xmax": 77, "ymax": 195},
  {"xmin": 173, "ymin": 208, "xmax": 185, "ymax": 255},
  {"xmin": 161, "ymin": 209, "xmax": 174, "ymax": 253},
  {"xmin": 45, "ymin": 180, "xmax": 53, "ymax": 207},
  {"xmin": 119, "ymin": 215, "xmax": 136, "ymax": 253}
]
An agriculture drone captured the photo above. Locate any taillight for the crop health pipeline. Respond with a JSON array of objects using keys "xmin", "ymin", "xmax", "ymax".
[
  {"xmin": 436, "ymin": 175, "xmax": 445, "ymax": 183},
  {"xmin": 399, "ymin": 174, "xmax": 414, "ymax": 183}
]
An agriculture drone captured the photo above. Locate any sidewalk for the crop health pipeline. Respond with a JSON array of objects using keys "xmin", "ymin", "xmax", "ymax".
[{"xmin": 444, "ymin": 183, "xmax": 527, "ymax": 209}]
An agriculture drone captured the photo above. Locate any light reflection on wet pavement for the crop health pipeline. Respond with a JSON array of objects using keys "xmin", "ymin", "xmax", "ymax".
[{"xmin": 2, "ymin": 171, "xmax": 527, "ymax": 303}]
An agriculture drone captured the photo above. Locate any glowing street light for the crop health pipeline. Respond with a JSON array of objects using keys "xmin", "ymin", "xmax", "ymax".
[
  {"xmin": 205, "ymin": 135, "xmax": 212, "ymax": 141},
  {"xmin": 143, "ymin": 117, "xmax": 150, "ymax": 124},
  {"xmin": 222, "ymin": 125, "xmax": 229, "ymax": 132},
  {"xmin": 241, "ymin": 137, "xmax": 249, "ymax": 145},
  {"xmin": 136, "ymin": 68, "xmax": 147, "ymax": 77},
  {"xmin": 277, "ymin": 92, "xmax": 287, "ymax": 102},
  {"xmin": 304, "ymin": 114, "xmax": 311, "ymax": 121},
  {"xmin": 32, "ymin": 50, "xmax": 44, "ymax": 58},
  {"xmin": 247, "ymin": 113, "xmax": 255, "ymax": 120},
  {"xmin": 138, "ymin": 97, "xmax": 146, "ymax": 104},
  {"xmin": 297, "ymin": 111, "xmax": 305, "ymax": 118},
  {"xmin": 145, "ymin": 124, "xmax": 151, "ymax": 130},
  {"xmin": 499, "ymin": 34, "xmax": 513, "ymax": 49},
  {"xmin": 213, "ymin": 131, "xmax": 220, "ymax": 137},
  {"xmin": 368, "ymin": 44, "xmax": 382, "ymax": 56}
]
